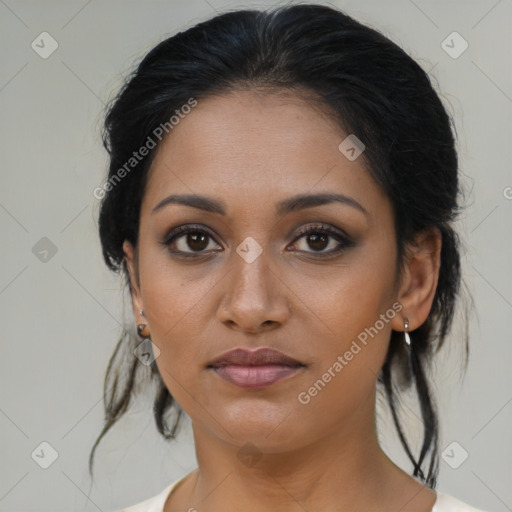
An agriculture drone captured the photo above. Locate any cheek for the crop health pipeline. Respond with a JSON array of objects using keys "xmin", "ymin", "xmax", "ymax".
[
  {"xmin": 294, "ymin": 243, "xmax": 397, "ymax": 344},
  {"xmin": 139, "ymin": 240, "xmax": 215, "ymax": 333},
  {"xmin": 142, "ymin": 277, "xmax": 212, "ymax": 361},
  {"xmin": 293, "ymin": 242, "xmax": 397, "ymax": 394},
  {"xmin": 137, "ymin": 251, "xmax": 220, "ymax": 396},
  {"xmin": 293, "ymin": 282, "xmax": 395, "ymax": 438}
]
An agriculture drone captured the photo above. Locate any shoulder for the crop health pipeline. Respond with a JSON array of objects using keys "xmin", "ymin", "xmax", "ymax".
[
  {"xmin": 433, "ymin": 492, "xmax": 487, "ymax": 512},
  {"xmin": 116, "ymin": 474, "xmax": 188, "ymax": 512},
  {"xmin": 114, "ymin": 480, "xmax": 487, "ymax": 512}
]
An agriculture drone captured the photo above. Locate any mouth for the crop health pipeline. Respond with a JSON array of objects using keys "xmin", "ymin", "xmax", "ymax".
[{"xmin": 207, "ymin": 348, "xmax": 306, "ymax": 389}]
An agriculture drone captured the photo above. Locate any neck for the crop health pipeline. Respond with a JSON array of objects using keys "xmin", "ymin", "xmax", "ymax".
[{"xmin": 177, "ymin": 388, "xmax": 435, "ymax": 512}]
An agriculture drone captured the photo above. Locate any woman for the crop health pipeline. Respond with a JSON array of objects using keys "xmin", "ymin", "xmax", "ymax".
[{"xmin": 91, "ymin": 4, "xmax": 485, "ymax": 511}]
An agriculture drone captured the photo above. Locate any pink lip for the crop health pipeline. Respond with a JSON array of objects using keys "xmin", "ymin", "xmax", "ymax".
[
  {"xmin": 212, "ymin": 364, "xmax": 303, "ymax": 389},
  {"xmin": 207, "ymin": 347, "xmax": 305, "ymax": 389},
  {"xmin": 208, "ymin": 347, "xmax": 302, "ymax": 367}
]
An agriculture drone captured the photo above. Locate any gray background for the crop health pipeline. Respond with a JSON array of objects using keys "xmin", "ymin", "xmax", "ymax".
[{"xmin": 0, "ymin": 0, "xmax": 511, "ymax": 511}]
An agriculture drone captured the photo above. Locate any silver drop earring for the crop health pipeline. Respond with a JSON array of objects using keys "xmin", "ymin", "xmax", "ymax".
[
  {"xmin": 403, "ymin": 317, "xmax": 414, "ymax": 375},
  {"xmin": 404, "ymin": 318, "xmax": 411, "ymax": 347}
]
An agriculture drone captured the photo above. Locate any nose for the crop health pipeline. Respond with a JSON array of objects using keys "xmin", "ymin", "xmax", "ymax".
[{"xmin": 216, "ymin": 248, "xmax": 290, "ymax": 334}]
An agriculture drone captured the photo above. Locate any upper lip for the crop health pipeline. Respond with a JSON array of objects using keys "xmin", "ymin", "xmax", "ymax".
[{"xmin": 207, "ymin": 348, "xmax": 304, "ymax": 368}]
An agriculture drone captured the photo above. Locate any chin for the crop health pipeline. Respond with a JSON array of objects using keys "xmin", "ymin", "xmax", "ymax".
[{"xmin": 210, "ymin": 402, "xmax": 309, "ymax": 448}]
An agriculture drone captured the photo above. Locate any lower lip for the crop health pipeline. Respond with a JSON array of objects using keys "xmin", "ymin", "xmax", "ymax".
[{"xmin": 211, "ymin": 364, "xmax": 303, "ymax": 389}]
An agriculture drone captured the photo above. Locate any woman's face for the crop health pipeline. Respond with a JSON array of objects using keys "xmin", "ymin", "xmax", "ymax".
[{"xmin": 124, "ymin": 90, "xmax": 417, "ymax": 453}]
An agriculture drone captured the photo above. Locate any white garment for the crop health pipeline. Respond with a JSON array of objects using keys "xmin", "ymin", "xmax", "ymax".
[{"xmin": 118, "ymin": 473, "xmax": 486, "ymax": 512}]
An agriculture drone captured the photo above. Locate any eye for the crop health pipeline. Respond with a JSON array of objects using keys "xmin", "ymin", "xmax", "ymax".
[
  {"xmin": 161, "ymin": 222, "xmax": 353, "ymax": 258},
  {"xmin": 161, "ymin": 224, "xmax": 221, "ymax": 256},
  {"xmin": 289, "ymin": 223, "xmax": 353, "ymax": 256}
]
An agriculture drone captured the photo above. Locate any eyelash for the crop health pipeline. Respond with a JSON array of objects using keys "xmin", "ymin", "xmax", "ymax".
[{"xmin": 160, "ymin": 222, "xmax": 353, "ymax": 259}]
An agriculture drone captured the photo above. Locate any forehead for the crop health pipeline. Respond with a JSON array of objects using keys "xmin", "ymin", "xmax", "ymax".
[{"xmin": 143, "ymin": 89, "xmax": 388, "ymax": 220}]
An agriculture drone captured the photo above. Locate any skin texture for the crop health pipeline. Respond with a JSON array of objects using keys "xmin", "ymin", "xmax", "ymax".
[{"xmin": 123, "ymin": 90, "xmax": 442, "ymax": 512}]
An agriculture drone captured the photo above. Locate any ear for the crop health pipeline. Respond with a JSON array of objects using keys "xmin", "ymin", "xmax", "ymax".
[
  {"xmin": 122, "ymin": 240, "xmax": 145, "ymax": 324},
  {"xmin": 390, "ymin": 227, "xmax": 442, "ymax": 333}
]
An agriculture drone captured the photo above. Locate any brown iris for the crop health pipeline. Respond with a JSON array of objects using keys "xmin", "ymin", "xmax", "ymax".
[
  {"xmin": 187, "ymin": 231, "xmax": 209, "ymax": 251},
  {"xmin": 306, "ymin": 233, "xmax": 328, "ymax": 251}
]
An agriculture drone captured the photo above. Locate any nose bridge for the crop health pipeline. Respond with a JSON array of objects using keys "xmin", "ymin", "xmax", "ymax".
[
  {"xmin": 229, "ymin": 243, "xmax": 273, "ymax": 305},
  {"xmin": 217, "ymin": 240, "xmax": 288, "ymax": 331}
]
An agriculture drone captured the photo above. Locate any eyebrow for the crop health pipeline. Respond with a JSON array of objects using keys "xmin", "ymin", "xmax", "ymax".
[{"xmin": 152, "ymin": 192, "xmax": 368, "ymax": 217}]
